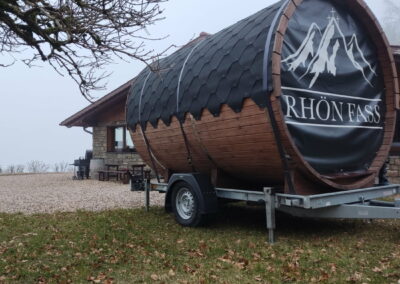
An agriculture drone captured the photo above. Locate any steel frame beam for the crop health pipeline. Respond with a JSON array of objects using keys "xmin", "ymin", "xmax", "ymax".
[
  {"xmin": 278, "ymin": 203, "xmax": 400, "ymax": 219},
  {"xmin": 147, "ymin": 181, "xmax": 400, "ymax": 243}
]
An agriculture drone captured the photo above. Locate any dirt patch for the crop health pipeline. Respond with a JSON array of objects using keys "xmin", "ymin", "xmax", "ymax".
[{"xmin": 0, "ymin": 173, "xmax": 164, "ymax": 214}]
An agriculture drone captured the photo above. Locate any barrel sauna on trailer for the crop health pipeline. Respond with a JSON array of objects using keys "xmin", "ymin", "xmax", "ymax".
[{"xmin": 126, "ymin": 0, "xmax": 398, "ymax": 197}]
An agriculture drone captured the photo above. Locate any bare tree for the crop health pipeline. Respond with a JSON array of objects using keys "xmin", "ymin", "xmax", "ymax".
[
  {"xmin": 27, "ymin": 160, "xmax": 49, "ymax": 173},
  {"xmin": 0, "ymin": 0, "xmax": 167, "ymax": 101},
  {"xmin": 6, "ymin": 165, "xmax": 15, "ymax": 174},
  {"xmin": 60, "ymin": 161, "xmax": 71, "ymax": 172},
  {"xmin": 16, "ymin": 164, "xmax": 25, "ymax": 173},
  {"xmin": 53, "ymin": 161, "xmax": 70, "ymax": 172},
  {"xmin": 53, "ymin": 162, "xmax": 60, "ymax": 173}
]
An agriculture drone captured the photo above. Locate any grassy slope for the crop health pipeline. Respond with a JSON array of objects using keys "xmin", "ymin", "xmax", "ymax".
[{"xmin": 0, "ymin": 204, "xmax": 400, "ymax": 283}]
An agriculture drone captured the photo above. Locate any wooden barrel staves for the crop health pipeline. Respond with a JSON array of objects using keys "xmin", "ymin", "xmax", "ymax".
[{"xmin": 126, "ymin": 0, "xmax": 398, "ymax": 195}]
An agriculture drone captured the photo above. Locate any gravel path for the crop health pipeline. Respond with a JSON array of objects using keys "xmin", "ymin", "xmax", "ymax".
[{"xmin": 0, "ymin": 173, "xmax": 164, "ymax": 214}]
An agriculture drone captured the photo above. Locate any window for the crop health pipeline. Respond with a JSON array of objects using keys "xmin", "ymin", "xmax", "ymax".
[{"xmin": 107, "ymin": 126, "xmax": 135, "ymax": 152}]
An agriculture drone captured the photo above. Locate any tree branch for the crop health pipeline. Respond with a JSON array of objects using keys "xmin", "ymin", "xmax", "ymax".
[{"xmin": 0, "ymin": 0, "xmax": 168, "ymax": 99}]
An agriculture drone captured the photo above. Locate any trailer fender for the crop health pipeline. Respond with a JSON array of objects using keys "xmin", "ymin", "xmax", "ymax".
[{"xmin": 165, "ymin": 173, "xmax": 218, "ymax": 214}]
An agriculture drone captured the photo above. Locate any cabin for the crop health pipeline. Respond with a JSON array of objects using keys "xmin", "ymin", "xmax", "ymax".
[{"xmin": 60, "ymin": 79, "xmax": 143, "ymax": 168}]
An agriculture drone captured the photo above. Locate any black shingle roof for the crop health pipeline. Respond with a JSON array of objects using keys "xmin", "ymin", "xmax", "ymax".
[{"xmin": 127, "ymin": 1, "xmax": 286, "ymax": 129}]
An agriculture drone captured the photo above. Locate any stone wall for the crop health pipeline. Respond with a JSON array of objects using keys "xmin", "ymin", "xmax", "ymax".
[
  {"xmin": 92, "ymin": 121, "xmax": 143, "ymax": 167},
  {"xmin": 388, "ymin": 156, "xmax": 400, "ymax": 184}
]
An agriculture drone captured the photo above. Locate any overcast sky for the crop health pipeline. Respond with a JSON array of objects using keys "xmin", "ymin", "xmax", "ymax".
[{"xmin": 0, "ymin": 0, "xmax": 396, "ymax": 169}]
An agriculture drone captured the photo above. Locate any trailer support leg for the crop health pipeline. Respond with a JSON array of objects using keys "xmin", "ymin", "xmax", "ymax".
[
  {"xmin": 145, "ymin": 179, "xmax": 150, "ymax": 212},
  {"xmin": 264, "ymin": 188, "xmax": 276, "ymax": 244}
]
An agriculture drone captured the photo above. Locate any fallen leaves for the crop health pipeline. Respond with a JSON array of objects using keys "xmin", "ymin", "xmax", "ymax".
[
  {"xmin": 319, "ymin": 270, "xmax": 330, "ymax": 282},
  {"xmin": 187, "ymin": 249, "xmax": 204, "ymax": 258},
  {"xmin": 217, "ymin": 249, "xmax": 249, "ymax": 270},
  {"xmin": 329, "ymin": 263, "xmax": 337, "ymax": 273},
  {"xmin": 199, "ymin": 240, "xmax": 207, "ymax": 250},
  {"xmin": 183, "ymin": 264, "xmax": 196, "ymax": 275},
  {"xmin": 1, "ymin": 208, "xmax": 400, "ymax": 284},
  {"xmin": 372, "ymin": 266, "xmax": 382, "ymax": 273},
  {"xmin": 346, "ymin": 272, "xmax": 363, "ymax": 282},
  {"xmin": 87, "ymin": 273, "xmax": 114, "ymax": 284},
  {"xmin": 154, "ymin": 251, "xmax": 166, "ymax": 259},
  {"xmin": 252, "ymin": 252, "xmax": 261, "ymax": 261}
]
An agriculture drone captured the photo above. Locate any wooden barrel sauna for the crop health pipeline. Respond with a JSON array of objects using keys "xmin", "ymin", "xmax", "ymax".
[{"xmin": 126, "ymin": 0, "xmax": 399, "ymax": 195}]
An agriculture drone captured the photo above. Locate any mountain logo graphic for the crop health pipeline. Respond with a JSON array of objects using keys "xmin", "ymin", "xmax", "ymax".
[{"xmin": 282, "ymin": 9, "xmax": 377, "ymax": 88}]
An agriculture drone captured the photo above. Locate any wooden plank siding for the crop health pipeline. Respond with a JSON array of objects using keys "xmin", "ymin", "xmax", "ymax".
[{"xmin": 130, "ymin": 0, "xmax": 398, "ymax": 194}]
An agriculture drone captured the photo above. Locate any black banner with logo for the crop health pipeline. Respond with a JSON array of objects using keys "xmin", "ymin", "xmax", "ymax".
[{"xmin": 280, "ymin": 0, "xmax": 385, "ymax": 175}]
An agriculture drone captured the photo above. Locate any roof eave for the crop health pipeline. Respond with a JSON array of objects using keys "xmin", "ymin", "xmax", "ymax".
[{"xmin": 60, "ymin": 79, "xmax": 134, "ymax": 127}]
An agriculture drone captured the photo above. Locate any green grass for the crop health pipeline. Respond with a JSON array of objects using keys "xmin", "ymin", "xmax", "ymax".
[{"xmin": 1, "ymin": 204, "xmax": 400, "ymax": 283}]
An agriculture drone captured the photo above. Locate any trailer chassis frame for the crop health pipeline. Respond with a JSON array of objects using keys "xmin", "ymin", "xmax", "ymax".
[{"xmin": 145, "ymin": 181, "xmax": 400, "ymax": 243}]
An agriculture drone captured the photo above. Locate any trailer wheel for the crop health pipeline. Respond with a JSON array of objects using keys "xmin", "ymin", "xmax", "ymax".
[{"xmin": 171, "ymin": 182, "xmax": 203, "ymax": 227}]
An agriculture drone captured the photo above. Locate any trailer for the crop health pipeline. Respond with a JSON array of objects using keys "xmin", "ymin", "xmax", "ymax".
[
  {"xmin": 138, "ymin": 174, "xmax": 400, "ymax": 243},
  {"xmin": 125, "ymin": 0, "xmax": 400, "ymax": 242}
]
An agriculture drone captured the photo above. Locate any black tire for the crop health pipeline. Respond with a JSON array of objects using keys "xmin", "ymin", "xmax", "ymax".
[{"xmin": 171, "ymin": 181, "xmax": 204, "ymax": 227}]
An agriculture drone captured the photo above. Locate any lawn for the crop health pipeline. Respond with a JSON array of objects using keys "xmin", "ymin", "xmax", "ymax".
[{"xmin": 1, "ymin": 204, "xmax": 400, "ymax": 283}]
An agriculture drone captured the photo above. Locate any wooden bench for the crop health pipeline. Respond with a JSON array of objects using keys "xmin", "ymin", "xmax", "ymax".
[
  {"xmin": 98, "ymin": 164, "xmax": 148, "ymax": 185},
  {"xmin": 98, "ymin": 170, "xmax": 130, "ymax": 184}
]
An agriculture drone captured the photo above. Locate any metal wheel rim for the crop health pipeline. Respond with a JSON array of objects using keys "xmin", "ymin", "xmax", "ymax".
[{"xmin": 175, "ymin": 187, "xmax": 195, "ymax": 220}]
